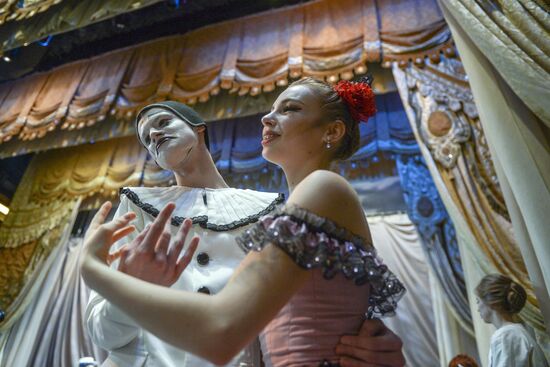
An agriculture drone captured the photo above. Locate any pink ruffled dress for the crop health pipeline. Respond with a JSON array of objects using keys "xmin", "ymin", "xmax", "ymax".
[{"xmin": 237, "ymin": 205, "xmax": 405, "ymax": 367}]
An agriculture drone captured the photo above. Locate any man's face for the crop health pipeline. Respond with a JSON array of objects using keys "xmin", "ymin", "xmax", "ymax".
[{"xmin": 137, "ymin": 108, "xmax": 202, "ymax": 170}]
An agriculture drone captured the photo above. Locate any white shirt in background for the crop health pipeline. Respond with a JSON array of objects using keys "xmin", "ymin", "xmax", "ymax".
[{"xmin": 488, "ymin": 323, "xmax": 548, "ymax": 367}]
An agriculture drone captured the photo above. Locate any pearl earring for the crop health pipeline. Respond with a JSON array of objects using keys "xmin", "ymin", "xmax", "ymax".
[{"xmin": 325, "ymin": 141, "xmax": 332, "ymax": 149}]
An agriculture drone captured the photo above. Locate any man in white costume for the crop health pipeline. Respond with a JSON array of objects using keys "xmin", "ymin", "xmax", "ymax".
[{"xmin": 86, "ymin": 101, "xmax": 405, "ymax": 367}]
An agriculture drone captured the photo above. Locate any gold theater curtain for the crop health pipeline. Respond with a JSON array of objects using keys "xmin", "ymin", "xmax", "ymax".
[
  {"xmin": 438, "ymin": 0, "xmax": 550, "ymax": 126},
  {"xmin": 19, "ymin": 61, "xmax": 89, "ymax": 140},
  {"xmin": 392, "ymin": 56, "xmax": 549, "ymax": 364},
  {"xmin": 0, "ymin": 73, "xmax": 47, "ymax": 142},
  {"xmin": 171, "ymin": 22, "xmax": 240, "ymax": 102},
  {"xmin": 439, "ymin": 0, "xmax": 550, "ymax": 334},
  {"xmin": 0, "ymin": 137, "xmax": 148, "ymax": 326},
  {"xmin": 0, "ymin": 0, "xmax": 454, "ymax": 145},
  {"xmin": 64, "ymin": 49, "xmax": 133, "ymax": 130},
  {"xmin": 0, "ymin": 157, "xmax": 80, "ymax": 328},
  {"xmin": 378, "ymin": 0, "xmax": 452, "ymax": 65},
  {"xmin": 115, "ymin": 38, "xmax": 184, "ymax": 119}
]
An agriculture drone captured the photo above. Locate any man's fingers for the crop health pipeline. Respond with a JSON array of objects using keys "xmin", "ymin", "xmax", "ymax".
[
  {"xmin": 167, "ymin": 220, "xmax": 190, "ymax": 266},
  {"xmin": 117, "ymin": 247, "xmax": 131, "ymax": 271},
  {"xmin": 112, "ymin": 225, "xmax": 136, "ymax": 243},
  {"xmin": 107, "ymin": 245, "xmax": 126, "ymax": 265},
  {"xmin": 154, "ymin": 231, "xmax": 171, "ymax": 259},
  {"xmin": 336, "ymin": 338, "xmax": 405, "ymax": 367},
  {"xmin": 339, "ymin": 356, "xmax": 382, "ymax": 367},
  {"xmin": 339, "ymin": 333, "xmax": 403, "ymax": 352},
  {"xmin": 337, "ymin": 344, "xmax": 402, "ymax": 366},
  {"xmin": 168, "ymin": 219, "xmax": 192, "ymax": 263},
  {"xmin": 89, "ymin": 202, "xmax": 112, "ymax": 230},
  {"xmin": 173, "ymin": 218, "xmax": 192, "ymax": 246},
  {"xmin": 340, "ymin": 319, "xmax": 403, "ymax": 353},
  {"xmin": 129, "ymin": 224, "xmax": 151, "ymax": 250},
  {"xmin": 358, "ymin": 318, "xmax": 385, "ymax": 337},
  {"xmin": 103, "ymin": 212, "xmax": 136, "ymax": 232},
  {"xmin": 175, "ymin": 235, "xmax": 199, "ymax": 277},
  {"xmin": 142, "ymin": 203, "xmax": 175, "ymax": 252},
  {"xmin": 155, "ymin": 206, "xmax": 177, "ymax": 255}
]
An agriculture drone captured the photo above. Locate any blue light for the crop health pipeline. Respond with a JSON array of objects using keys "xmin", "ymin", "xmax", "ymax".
[{"xmin": 38, "ymin": 35, "xmax": 53, "ymax": 47}]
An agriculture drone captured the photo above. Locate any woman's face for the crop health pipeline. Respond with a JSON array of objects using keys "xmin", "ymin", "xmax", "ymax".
[
  {"xmin": 137, "ymin": 108, "xmax": 201, "ymax": 170},
  {"xmin": 476, "ymin": 297, "xmax": 493, "ymax": 323},
  {"xmin": 261, "ymin": 84, "xmax": 328, "ymax": 167}
]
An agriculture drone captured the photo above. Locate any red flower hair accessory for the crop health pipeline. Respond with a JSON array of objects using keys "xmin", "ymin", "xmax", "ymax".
[{"xmin": 333, "ymin": 76, "xmax": 376, "ymax": 123}]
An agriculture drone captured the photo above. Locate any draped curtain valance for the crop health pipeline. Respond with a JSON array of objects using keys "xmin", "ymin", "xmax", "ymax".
[{"xmin": 0, "ymin": 0, "xmax": 453, "ymax": 146}]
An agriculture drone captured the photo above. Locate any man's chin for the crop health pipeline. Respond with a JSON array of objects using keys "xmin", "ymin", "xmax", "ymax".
[
  {"xmin": 155, "ymin": 154, "xmax": 179, "ymax": 170},
  {"xmin": 157, "ymin": 149, "xmax": 193, "ymax": 170}
]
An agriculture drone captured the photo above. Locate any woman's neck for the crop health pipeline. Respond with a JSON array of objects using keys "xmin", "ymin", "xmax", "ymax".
[
  {"xmin": 491, "ymin": 313, "xmax": 518, "ymax": 330},
  {"xmin": 173, "ymin": 146, "xmax": 229, "ymax": 189},
  {"xmin": 283, "ymin": 156, "xmax": 332, "ymax": 193}
]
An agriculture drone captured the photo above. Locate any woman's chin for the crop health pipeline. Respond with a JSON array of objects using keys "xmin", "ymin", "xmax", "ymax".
[{"xmin": 261, "ymin": 148, "xmax": 280, "ymax": 166}]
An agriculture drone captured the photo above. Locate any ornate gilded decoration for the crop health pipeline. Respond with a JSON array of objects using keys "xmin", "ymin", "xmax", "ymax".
[
  {"xmin": 0, "ymin": 0, "xmax": 61, "ymax": 25},
  {"xmin": 0, "ymin": 0, "xmax": 162, "ymax": 48},
  {"xmin": 405, "ymin": 57, "xmax": 472, "ymax": 169},
  {"xmin": 402, "ymin": 56, "xmax": 506, "ymax": 218},
  {"xmin": 393, "ymin": 57, "xmax": 545, "ymax": 332}
]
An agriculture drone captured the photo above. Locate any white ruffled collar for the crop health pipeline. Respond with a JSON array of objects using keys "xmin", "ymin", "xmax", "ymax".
[{"xmin": 120, "ymin": 186, "xmax": 284, "ymax": 232}]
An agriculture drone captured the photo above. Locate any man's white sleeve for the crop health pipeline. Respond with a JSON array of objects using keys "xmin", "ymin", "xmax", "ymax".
[{"xmin": 84, "ymin": 195, "xmax": 141, "ymax": 350}]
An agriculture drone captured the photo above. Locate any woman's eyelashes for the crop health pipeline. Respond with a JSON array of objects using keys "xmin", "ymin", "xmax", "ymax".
[{"xmin": 282, "ymin": 104, "xmax": 301, "ymax": 113}]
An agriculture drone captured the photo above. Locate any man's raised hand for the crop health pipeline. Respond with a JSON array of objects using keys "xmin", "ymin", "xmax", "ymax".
[
  {"xmin": 83, "ymin": 201, "xmax": 136, "ymax": 264},
  {"xmin": 115, "ymin": 203, "xmax": 199, "ymax": 287}
]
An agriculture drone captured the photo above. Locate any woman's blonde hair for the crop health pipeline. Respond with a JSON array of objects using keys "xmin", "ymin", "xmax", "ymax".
[{"xmin": 475, "ymin": 274, "xmax": 527, "ymax": 316}]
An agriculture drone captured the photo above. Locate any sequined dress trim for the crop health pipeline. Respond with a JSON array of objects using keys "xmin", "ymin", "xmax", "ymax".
[{"xmin": 236, "ymin": 205, "xmax": 405, "ymax": 318}]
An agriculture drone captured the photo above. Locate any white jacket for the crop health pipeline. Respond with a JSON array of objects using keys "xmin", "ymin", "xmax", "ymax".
[{"xmin": 85, "ymin": 186, "xmax": 283, "ymax": 367}]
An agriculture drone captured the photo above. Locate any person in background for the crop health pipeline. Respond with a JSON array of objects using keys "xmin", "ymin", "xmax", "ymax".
[
  {"xmin": 476, "ymin": 274, "xmax": 548, "ymax": 367},
  {"xmin": 448, "ymin": 354, "xmax": 479, "ymax": 367}
]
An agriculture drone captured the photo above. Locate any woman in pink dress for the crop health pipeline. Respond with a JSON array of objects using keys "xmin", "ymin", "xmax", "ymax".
[{"xmin": 81, "ymin": 77, "xmax": 405, "ymax": 366}]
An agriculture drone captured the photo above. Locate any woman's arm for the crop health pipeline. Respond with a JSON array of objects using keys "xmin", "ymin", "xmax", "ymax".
[{"xmin": 81, "ymin": 170, "xmax": 368, "ymax": 364}]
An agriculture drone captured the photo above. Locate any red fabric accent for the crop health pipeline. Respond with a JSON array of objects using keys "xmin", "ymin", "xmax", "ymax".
[{"xmin": 333, "ymin": 80, "xmax": 376, "ymax": 122}]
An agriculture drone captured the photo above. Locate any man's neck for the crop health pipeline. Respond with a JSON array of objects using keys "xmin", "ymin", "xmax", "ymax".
[{"xmin": 173, "ymin": 146, "xmax": 229, "ymax": 189}]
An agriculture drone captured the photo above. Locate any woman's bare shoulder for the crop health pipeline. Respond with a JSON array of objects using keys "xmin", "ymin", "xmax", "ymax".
[{"xmin": 288, "ymin": 170, "xmax": 370, "ymax": 239}]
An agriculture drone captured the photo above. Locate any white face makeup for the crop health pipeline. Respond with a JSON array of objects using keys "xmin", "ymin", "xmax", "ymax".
[{"xmin": 137, "ymin": 108, "xmax": 201, "ymax": 170}]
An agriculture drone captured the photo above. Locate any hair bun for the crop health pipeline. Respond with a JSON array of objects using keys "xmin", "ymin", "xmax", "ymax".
[
  {"xmin": 333, "ymin": 75, "xmax": 376, "ymax": 123},
  {"xmin": 505, "ymin": 283, "xmax": 527, "ymax": 314}
]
